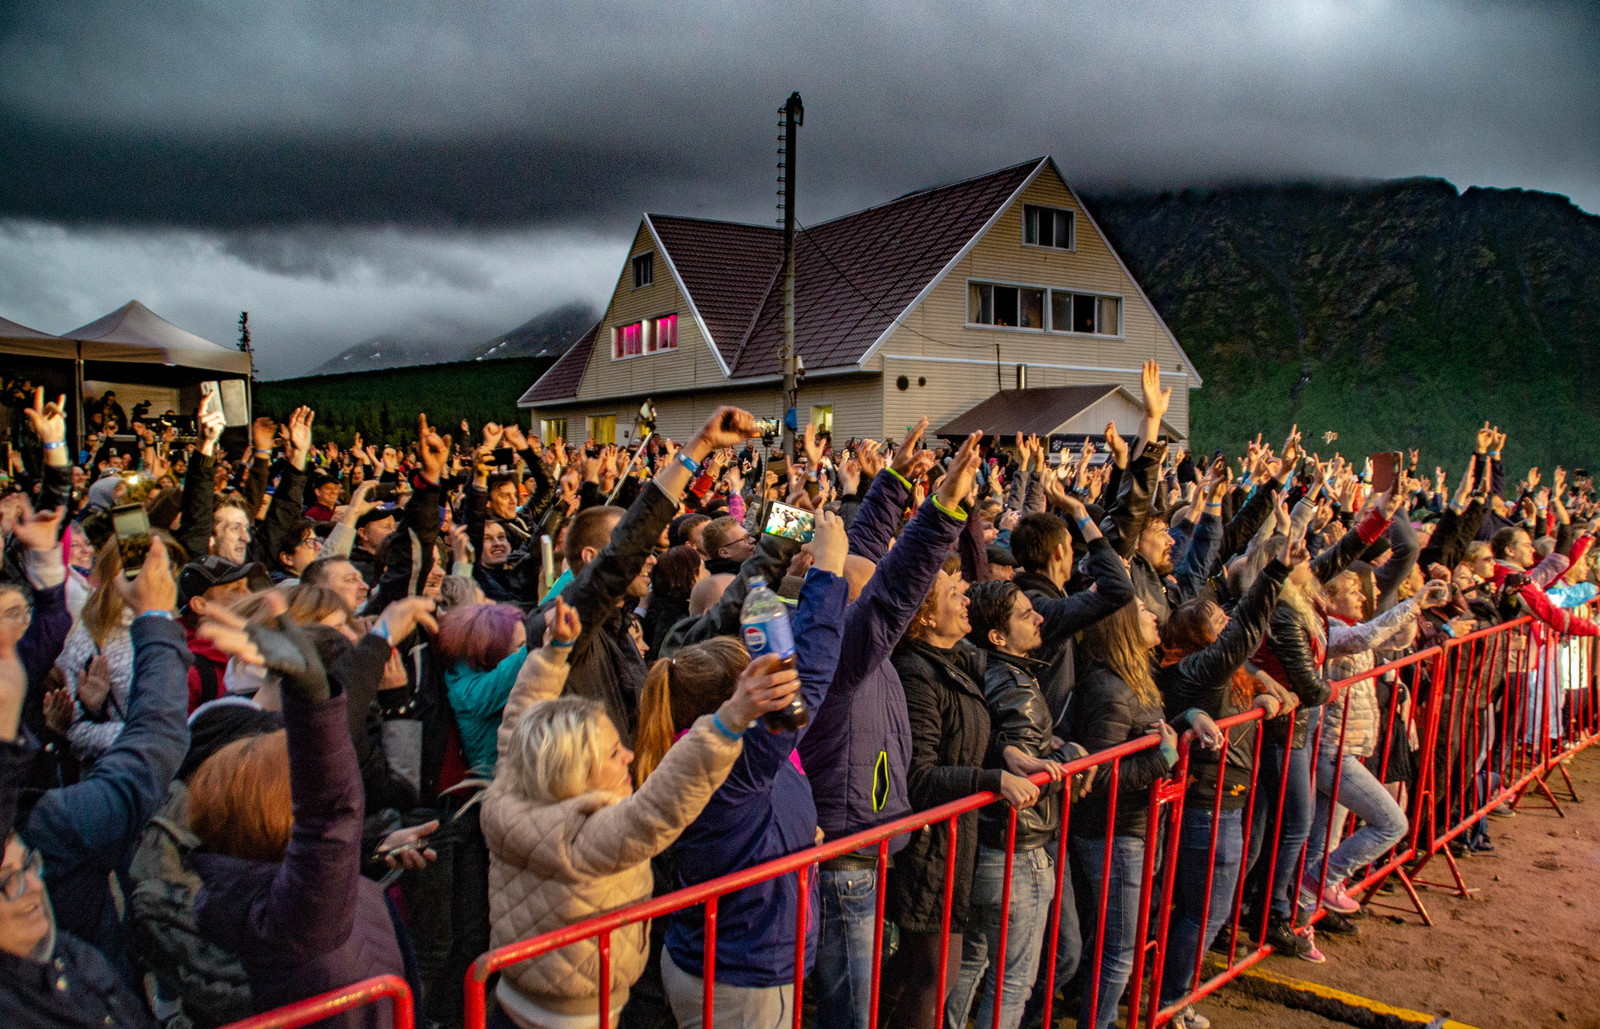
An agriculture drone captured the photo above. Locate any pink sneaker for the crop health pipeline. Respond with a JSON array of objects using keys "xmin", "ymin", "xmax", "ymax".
[
  {"xmin": 1320, "ymin": 881, "xmax": 1362, "ymax": 915},
  {"xmin": 1298, "ymin": 925, "xmax": 1326, "ymax": 963},
  {"xmin": 1300, "ymin": 874, "xmax": 1360, "ymax": 914}
]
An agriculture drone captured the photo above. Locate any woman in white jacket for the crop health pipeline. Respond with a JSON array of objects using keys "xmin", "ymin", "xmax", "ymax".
[{"xmin": 1301, "ymin": 572, "xmax": 1448, "ymax": 916}]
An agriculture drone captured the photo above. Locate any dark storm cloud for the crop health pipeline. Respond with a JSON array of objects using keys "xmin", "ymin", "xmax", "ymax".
[{"xmin": 3, "ymin": 0, "xmax": 1598, "ymax": 230}]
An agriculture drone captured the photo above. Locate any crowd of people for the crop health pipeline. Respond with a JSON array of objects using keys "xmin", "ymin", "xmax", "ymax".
[{"xmin": 2, "ymin": 366, "xmax": 1596, "ymax": 1029}]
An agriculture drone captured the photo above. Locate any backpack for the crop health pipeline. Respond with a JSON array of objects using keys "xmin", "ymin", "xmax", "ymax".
[{"xmin": 127, "ymin": 782, "xmax": 253, "ymax": 1029}]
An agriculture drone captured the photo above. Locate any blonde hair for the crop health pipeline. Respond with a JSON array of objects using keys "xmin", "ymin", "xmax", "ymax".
[
  {"xmin": 1278, "ymin": 576, "xmax": 1326, "ymax": 643},
  {"xmin": 81, "ymin": 539, "xmax": 127, "ymax": 649},
  {"xmin": 498, "ymin": 696, "xmax": 609, "ymax": 804}
]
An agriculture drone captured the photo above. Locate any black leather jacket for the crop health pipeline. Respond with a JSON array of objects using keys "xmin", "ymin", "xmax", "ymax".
[{"xmin": 978, "ymin": 650, "xmax": 1063, "ymax": 852}]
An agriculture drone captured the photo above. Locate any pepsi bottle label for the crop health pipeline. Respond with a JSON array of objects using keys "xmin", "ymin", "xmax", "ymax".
[{"xmin": 742, "ymin": 615, "xmax": 795, "ymax": 660}]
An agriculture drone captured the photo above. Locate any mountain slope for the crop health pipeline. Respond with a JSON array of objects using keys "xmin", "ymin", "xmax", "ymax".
[
  {"xmin": 1085, "ymin": 179, "xmax": 1600, "ymax": 476},
  {"xmin": 303, "ymin": 302, "xmax": 596, "ymax": 375}
]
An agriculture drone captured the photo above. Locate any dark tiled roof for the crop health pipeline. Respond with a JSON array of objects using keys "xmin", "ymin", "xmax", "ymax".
[
  {"xmin": 648, "ymin": 215, "xmax": 784, "ymax": 369},
  {"xmin": 937, "ymin": 385, "xmax": 1121, "ymax": 437},
  {"xmin": 523, "ymin": 158, "xmax": 1044, "ymax": 400},
  {"xmin": 732, "ymin": 159, "xmax": 1042, "ymax": 377},
  {"xmin": 519, "ymin": 321, "xmax": 599, "ymax": 404}
]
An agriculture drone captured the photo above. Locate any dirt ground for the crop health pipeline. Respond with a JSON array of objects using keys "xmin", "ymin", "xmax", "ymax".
[{"xmin": 1192, "ymin": 746, "xmax": 1600, "ymax": 1029}]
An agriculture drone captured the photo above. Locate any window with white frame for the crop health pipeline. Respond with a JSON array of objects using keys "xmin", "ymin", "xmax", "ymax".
[
  {"xmin": 540, "ymin": 418, "xmax": 567, "ymax": 443},
  {"xmin": 1049, "ymin": 290, "xmax": 1121, "ymax": 336},
  {"xmin": 613, "ymin": 314, "xmax": 679, "ymax": 360},
  {"xmin": 1023, "ymin": 205, "xmax": 1074, "ymax": 250},
  {"xmin": 968, "ymin": 282, "xmax": 1045, "ymax": 329},
  {"xmin": 632, "ymin": 252, "xmax": 654, "ymax": 289}
]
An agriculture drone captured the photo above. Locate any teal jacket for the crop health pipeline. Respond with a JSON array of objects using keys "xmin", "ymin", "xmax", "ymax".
[{"xmin": 444, "ymin": 645, "xmax": 529, "ymax": 775}]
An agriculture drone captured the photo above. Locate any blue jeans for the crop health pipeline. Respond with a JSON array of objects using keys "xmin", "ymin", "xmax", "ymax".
[
  {"xmin": 1023, "ymin": 844, "xmax": 1080, "ymax": 1026},
  {"xmin": 1161, "ymin": 808, "xmax": 1244, "ymax": 1006},
  {"xmin": 1071, "ymin": 833, "xmax": 1144, "ymax": 1029},
  {"xmin": 946, "ymin": 845, "xmax": 1054, "ymax": 1029},
  {"xmin": 1249, "ymin": 736, "xmax": 1312, "ymax": 920},
  {"xmin": 814, "ymin": 867, "xmax": 879, "ymax": 1029},
  {"xmin": 1305, "ymin": 750, "xmax": 1408, "ymax": 886}
]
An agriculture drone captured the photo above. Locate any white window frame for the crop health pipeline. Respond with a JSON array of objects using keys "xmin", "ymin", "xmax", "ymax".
[
  {"xmin": 1022, "ymin": 204, "xmax": 1076, "ymax": 252},
  {"xmin": 964, "ymin": 279, "xmax": 1048, "ymax": 334},
  {"xmin": 631, "ymin": 252, "xmax": 654, "ymax": 289},
  {"xmin": 1047, "ymin": 288, "xmax": 1125, "ymax": 339},
  {"xmin": 586, "ymin": 414, "xmax": 618, "ymax": 445},
  {"xmin": 612, "ymin": 312, "xmax": 679, "ymax": 361}
]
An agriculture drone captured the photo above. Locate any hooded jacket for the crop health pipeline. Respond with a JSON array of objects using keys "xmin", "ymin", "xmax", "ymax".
[
  {"xmin": 797, "ymin": 471, "xmax": 966, "ymax": 852},
  {"xmin": 193, "ymin": 635, "xmax": 404, "ymax": 1029}
]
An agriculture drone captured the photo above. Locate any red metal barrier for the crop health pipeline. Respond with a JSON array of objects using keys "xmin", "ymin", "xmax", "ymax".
[
  {"xmin": 217, "ymin": 975, "xmax": 414, "ymax": 1029},
  {"xmin": 237, "ymin": 610, "xmax": 1600, "ymax": 1029}
]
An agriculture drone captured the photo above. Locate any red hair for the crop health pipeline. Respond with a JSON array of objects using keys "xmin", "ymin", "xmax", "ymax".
[
  {"xmin": 437, "ymin": 602, "xmax": 524, "ymax": 671},
  {"xmin": 187, "ymin": 731, "xmax": 293, "ymax": 862}
]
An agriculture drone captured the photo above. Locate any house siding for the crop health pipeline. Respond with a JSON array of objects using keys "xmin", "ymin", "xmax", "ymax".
[
  {"xmin": 873, "ymin": 167, "xmax": 1192, "ymax": 438},
  {"xmin": 532, "ymin": 374, "xmax": 882, "ymax": 445},
  {"xmin": 573, "ymin": 223, "xmax": 728, "ymax": 402}
]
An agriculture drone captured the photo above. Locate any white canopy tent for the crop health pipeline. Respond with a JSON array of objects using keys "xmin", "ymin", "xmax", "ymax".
[
  {"xmin": 0, "ymin": 314, "xmax": 64, "ymax": 358},
  {"xmin": 64, "ymin": 301, "xmax": 253, "ymax": 376}
]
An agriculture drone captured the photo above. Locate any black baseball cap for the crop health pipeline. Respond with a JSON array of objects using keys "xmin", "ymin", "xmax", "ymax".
[
  {"xmin": 986, "ymin": 544, "xmax": 1018, "ymax": 568},
  {"xmin": 356, "ymin": 504, "xmax": 400, "ymax": 528},
  {"xmin": 177, "ymin": 556, "xmax": 259, "ymax": 608}
]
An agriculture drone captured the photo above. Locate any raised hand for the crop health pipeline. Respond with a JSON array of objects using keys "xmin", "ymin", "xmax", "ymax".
[
  {"xmin": 250, "ymin": 417, "xmax": 277, "ymax": 454},
  {"xmin": 892, "ymin": 417, "xmax": 931, "ymax": 478},
  {"xmin": 803, "ymin": 509, "xmax": 848, "ymax": 575},
  {"xmin": 198, "ymin": 408, "xmax": 226, "ymax": 457},
  {"xmin": 24, "ymin": 386, "xmax": 67, "ymax": 449},
  {"xmin": 543, "ymin": 595, "xmax": 582, "ymax": 649},
  {"xmin": 1103, "ymin": 421, "xmax": 1129, "ymax": 469},
  {"xmin": 935, "ymin": 432, "xmax": 984, "ymax": 510},
  {"xmin": 12, "ymin": 502, "xmax": 64, "ymax": 553},
  {"xmin": 77, "ymin": 655, "xmax": 113, "ymax": 716},
  {"xmin": 720, "ymin": 653, "xmax": 802, "ymax": 733},
  {"xmin": 802, "ymin": 423, "xmax": 824, "ymax": 470},
  {"xmin": 481, "ymin": 422, "xmax": 504, "ymax": 449},
  {"xmin": 857, "ymin": 439, "xmax": 884, "ymax": 481},
  {"xmin": 502, "ymin": 423, "xmax": 530, "ymax": 452},
  {"xmin": 417, "ymin": 413, "xmax": 450, "ymax": 484},
  {"xmin": 1139, "ymin": 358, "xmax": 1172, "ymax": 427},
  {"xmin": 1476, "ymin": 421, "xmax": 1495, "ymax": 452},
  {"xmin": 113, "ymin": 536, "xmax": 177, "ymax": 617},
  {"xmin": 693, "ymin": 406, "xmax": 759, "ymax": 450}
]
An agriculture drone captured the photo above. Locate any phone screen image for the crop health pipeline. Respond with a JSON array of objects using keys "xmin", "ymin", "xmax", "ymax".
[
  {"xmin": 112, "ymin": 503, "xmax": 152, "ymax": 577},
  {"xmin": 764, "ymin": 502, "xmax": 815, "ymax": 542},
  {"xmin": 1369, "ymin": 451, "xmax": 1401, "ymax": 493}
]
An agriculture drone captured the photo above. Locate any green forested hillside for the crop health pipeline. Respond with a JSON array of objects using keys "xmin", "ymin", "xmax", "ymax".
[
  {"xmin": 256, "ymin": 356, "xmax": 555, "ymax": 447},
  {"xmin": 1086, "ymin": 179, "xmax": 1600, "ymax": 478}
]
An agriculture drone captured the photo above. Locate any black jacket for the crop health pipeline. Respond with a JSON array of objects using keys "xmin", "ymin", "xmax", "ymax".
[
  {"xmin": 1065, "ymin": 661, "xmax": 1174, "ymax": 840},
  {"xmin": 888, "ymin": 638, "xmax": 1001, "ymax": 933},
  {"xmin": 1159, "ymin": 560, "xmax": 1289, "ymax": 809},
  {"xmin": 978, "ymin": 650, "xmax": 1062, "ymax": 852},
  {"xmin": 528, "ymin": 480, "xmax": 680, "ymax": 746},
  {"xmin": 1014, "ymin": 536, "xmax": 1136, "ymax": 725},
  {"xmin": 0, "ymin": 929, "xmax": 156, "ymax": 1029}
]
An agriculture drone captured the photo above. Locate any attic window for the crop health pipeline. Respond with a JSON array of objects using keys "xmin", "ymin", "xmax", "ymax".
[
  {"xmin": 612, "ymin": 313, "xmax": 678, "ymax": 360},
  {"xmin": 968, "ymin": 282, "xmax": 1045, "ymax": 330},
  {"xmin": 1023, "ymin": 205, "xmax": 1074, "ymax": 250},
  {"xmin": 632, "ymin": 253, "xmax": 654, "ymax": 289}
]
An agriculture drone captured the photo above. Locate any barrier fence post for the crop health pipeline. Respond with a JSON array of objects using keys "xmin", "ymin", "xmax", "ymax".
[
  {"xmin": 791, "ymin": 864, "xmax": 810, "ymax": 1029},
  {"xmin": 219, "ymin": 975, "xmax": 414, "ymax": 1029},
  {"xmin": 869, "ymin": 839, "xmax": 888, "ymax": 1029}
]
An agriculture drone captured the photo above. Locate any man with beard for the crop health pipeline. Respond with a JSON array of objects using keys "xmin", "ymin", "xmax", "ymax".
[{"xmin": 1131, "ymin": 516, "xmax": 1178, "ymax": 626}]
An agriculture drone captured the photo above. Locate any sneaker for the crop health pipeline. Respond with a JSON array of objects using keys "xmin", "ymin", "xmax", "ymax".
[
  {"xmin": 1488, "ymin": 802, "xmax": 1515, "ymax": 819},
  {"xmin": 1263, "ymin": 917, "xmax": 1312, "ymax": 958},
  {"xmin": 1172, "ymin": 1005, "xmax": 1212, "ymax": 1029},
  {"xmin": 1470, "ymin": 837, "xmax": 1498, "ymax": 855},
  {"xmin": 1320, "ymin": 881, "xmax": 1362, "ymax": 915},
  {"xmin": 1299, "ymin": 926, "xmax": 1326, "ymax": 964},
  {"xmin": 1318, "ymin": 910, "xmax": 1361, "ymax": 935}
]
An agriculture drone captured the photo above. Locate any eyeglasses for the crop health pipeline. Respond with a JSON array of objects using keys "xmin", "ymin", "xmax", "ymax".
[
  {"xmin": 0, "ymin": 848, "xmax": 43, "ymax": 901},
  {"xmin": 0, "ymin": 605, "xmax": 30, "ymax": 625}
]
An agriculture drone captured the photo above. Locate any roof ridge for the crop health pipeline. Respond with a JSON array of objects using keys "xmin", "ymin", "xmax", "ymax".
[
  {"xmin": 644, "ymin": 212, "xmax": 783, "ymax": 232},
  {"xmin": 809, "ymin": 156, "xmax": 1047, "ymax": 231}
]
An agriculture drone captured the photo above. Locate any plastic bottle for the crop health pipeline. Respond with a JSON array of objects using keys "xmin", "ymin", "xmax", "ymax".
[{"xmin": 740, "ymin": 583, "xmax": 808, "ymax": 732}]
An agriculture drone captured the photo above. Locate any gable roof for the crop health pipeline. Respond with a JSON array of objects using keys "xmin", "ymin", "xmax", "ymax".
[
  {"xmin": 518, "ymin": 321, "xmax": 600, "ymax": 405},
  {"xmin": 520, "ymin": 155, "xmax": 1200, "ymax": 404}
]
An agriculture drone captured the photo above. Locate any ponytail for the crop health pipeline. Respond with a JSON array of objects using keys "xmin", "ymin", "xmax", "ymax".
[
  {"xmin": 631, "ymin": 637, "xmax": 749, "ymax": 784},
  {"xmin": 633, "ymin": 658, "xmax": 678, "ymax": 784}
]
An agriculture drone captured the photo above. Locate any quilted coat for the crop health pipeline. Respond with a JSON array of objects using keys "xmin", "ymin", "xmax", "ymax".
[{"xmin": 481, "ymin": 648, "xmax": 742, "ymax": 1021}]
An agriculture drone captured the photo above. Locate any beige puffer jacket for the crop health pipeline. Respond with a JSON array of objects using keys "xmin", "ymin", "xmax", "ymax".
[
  {"xmin": 1321, "ymin": 598, "xmax": 1421, "ymax": 758},
  {"xmin": 480, "ymin": 647, "xmax": 743, "ymax": 1020}
]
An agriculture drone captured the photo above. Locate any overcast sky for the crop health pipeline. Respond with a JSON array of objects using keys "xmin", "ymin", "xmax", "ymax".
[{"xmin": 2, "ymin": 0, "xmax": 1595, "ymax": 378}]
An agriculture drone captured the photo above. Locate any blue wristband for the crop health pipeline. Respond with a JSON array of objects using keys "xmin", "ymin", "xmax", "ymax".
[
  {"xmin": 711, "ymin": 711, "xmax": 745, "ymax": 740},
  {"xmin": 548, "ymin": 637, "xmax": 574, "ymax": 649},
  {"xmin": 136, "ymin": 610, "xmax": 175, "ymax": 621},
  {"xmin": 675, "ymin": 450, "xmax": 702, "ymax": 477}
]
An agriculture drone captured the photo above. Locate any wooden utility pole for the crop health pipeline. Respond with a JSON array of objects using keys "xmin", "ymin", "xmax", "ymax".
[{"xmin": 778, "ymin": 92, "xmax": 803, "ymax": 459}]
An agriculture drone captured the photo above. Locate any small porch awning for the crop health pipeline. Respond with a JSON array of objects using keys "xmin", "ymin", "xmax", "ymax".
[{"xmin": 936, "ymin": 385, "xmax": 1183, "ymax": 441}]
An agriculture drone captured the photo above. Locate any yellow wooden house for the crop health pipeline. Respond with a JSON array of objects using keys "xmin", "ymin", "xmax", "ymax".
[{"xmin": 518, "ymin": 157, "xmax": 1199, "ymax": 446}]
